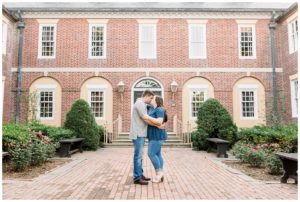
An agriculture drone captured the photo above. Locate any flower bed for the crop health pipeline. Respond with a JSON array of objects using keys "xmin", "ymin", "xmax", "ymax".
[{"xmin": 2, "ymin": 123, "xmax": 74, "ymax": 171}]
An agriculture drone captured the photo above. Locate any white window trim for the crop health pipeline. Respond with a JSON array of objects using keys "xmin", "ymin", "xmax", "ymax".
[
  {"xmin": 238, "ymin": 86, "xmax": 258, "ymax": 120},
  {"xmin": 288, "ymin": 18, "xmax": 298, "ymax": 54},
  {"xmin": 290, "ymin": 79, "xmax": 298, "ymax": 118},
  {"xmin": 238, "ymin": 24, "xmax": 257, "ymax": 59},
  {"xmin": 138, "ymin": 23, "xmax": 157, "ymax": 59},
  {"xmin": 130, "ymin": 77, "xmax": 164, "ymax": 114},
  {"xmin": 188, "ymin": 85, "xmax": 208, "ymax": 120},
  {"xmin": 38, "ymin": 24, "xmax": 57, "ymax": 59},
  {"xmin": 2, "ymin": 21, "xmax": 7, "ymax": 55},
  {"xmin": 88, "ymin": 24, "xmax": 107, "ymax": 59},
  {"xmin": 36, "ymin": 85, "xmax": 56, "ymax": 120},
  {"xmin": 87, "ymin": 85, "xmax": 107, "ymax": 120},
  {"xmin": 188, "ymin": 23, "xmax": 207, "ymax": 59}
]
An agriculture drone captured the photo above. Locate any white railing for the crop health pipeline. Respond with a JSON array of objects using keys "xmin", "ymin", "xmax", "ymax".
[
  {"xmin": 104, "ymin": 114, "xmax": 122, "ymax": 144},
  {"xmin": 173, "ymin": 115, "xmax": 192, "ymax": 144}
]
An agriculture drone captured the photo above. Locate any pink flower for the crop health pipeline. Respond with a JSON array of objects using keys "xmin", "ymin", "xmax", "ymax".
[
  {"xmin": 261, "ymin": 143, "xmax": 268, "ymax": 147},
  {"xmin": 252, "ymin": 146, "xmax": 258, "ymax": 151},
  {"xmin": 37, "ymin": 131, "xmax": 43, "ymax": 137}
]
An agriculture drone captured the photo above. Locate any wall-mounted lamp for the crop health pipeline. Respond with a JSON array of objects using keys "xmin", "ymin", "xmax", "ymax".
[
  {"xmin": 170, "ymin": 80, "xmax": 178, "ymax": 100},
  {"xmin": 117, "ymin": 80, "xmax": 125, "ymax": 101}
]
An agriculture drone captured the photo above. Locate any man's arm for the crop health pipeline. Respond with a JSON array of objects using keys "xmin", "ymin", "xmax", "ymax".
[{"xmin": 142, "ymin": 114, "xmax": 163, "ymax": 127}]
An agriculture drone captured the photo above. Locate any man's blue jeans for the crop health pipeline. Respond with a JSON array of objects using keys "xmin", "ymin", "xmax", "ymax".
[
  {"xmin": 148, "ymin": 140, "xmax": 164, "ymax": 172},
  {"xmin": 133, "ymin": 137, "xmax": 145, "ymax": 181}
]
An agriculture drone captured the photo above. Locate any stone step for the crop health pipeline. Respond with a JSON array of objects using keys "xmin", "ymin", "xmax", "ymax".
[
  {"xmin": 104, "ymin": 143, "xmax": 192, "ymax": 148},
  {"xmin": 118, "ymin": 132, "xmax": 176, "ymax": 135},
  {"xmin": 116, "ymin": 136, "xmax": 180, "ymax": 140},
  {"xmin": 112, "ymin": 139, "xmax": 184, "ymax": 144},
  {"xmin": 118, "ymin": 133, "xmax": 177, "ymax": 138}
]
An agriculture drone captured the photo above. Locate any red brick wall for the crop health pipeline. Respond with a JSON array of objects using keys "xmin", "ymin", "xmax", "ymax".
[
  {"xmin": 20, "ymin": 18, "xmax": 273, "ymax": 68},
  {"xmin": 4, "ymin": 14, "xmax": 297, "ymax": 130},
  {"xmin": 13, "ymin": 71, "xmax": 277, "ymax": 131},
  {"xmin": 276, "ymin": 7, "xmax": 298, "ymax": 123},
  {"xmin": 2, "ymin": 12, "xmax": 18, "ymax": 123}
]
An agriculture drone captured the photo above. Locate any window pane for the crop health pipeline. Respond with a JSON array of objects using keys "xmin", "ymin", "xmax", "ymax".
[
  {"xmin": 240, "ymin": 26, "xmax": 254, "ymax": 57},
  {"xmin": 41, "ymin": 26, "xmax": 55, "ymax": 57},
  {"xmin": 39, "ymin": 91, "xmax": 54, "ymax": 118},
  {"xmin": 90, "ymin": 25, "xmax": 105, "ymax": 57},
  {"xmin": 241, "ymin": 90, "xmax": 255, "ymax": 117},
  {"xmin": 90, "ymin": 91, "xmax": 104, "ymax": 118},
  {"xmin": 191, "ymin": 90, "xmax": 205, "ymax": 117}
]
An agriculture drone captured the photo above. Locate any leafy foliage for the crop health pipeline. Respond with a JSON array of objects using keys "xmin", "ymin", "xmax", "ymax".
[
  {"xmin": 192, "ymin": 98, "xmax": 238, "ymax": 150},
  {"xmin": 64, "ymin": 99, "xmax": 101, "ymax": 150}
]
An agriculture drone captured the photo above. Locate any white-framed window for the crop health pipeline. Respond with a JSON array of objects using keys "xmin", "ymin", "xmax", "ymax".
[
  {"xmin": 87, "ymin": 85, "xmax": 106, "ymax": 119},
  {"xmin": 139, "ymin": 24, "xmax": 156, "ymax": 59},
  {"xmin": 291, "ymin": 79, "xmax": 298, "ymax": 117},
  {"xmin": 88, "ymin": 24, "xmax": 106, "ymax": 59},
  {"xmin": 189, "ymin": 24, "xmax": 206, "ymax": 59},
  {"xmin": 288, "ymin": 18, "xmax": 298, "ymax": 54},
  {"xmin": 36, "ymin": 85, "xmax": 56, "ymax": 120},
  {"xmin": 188, "ymin": 85, "xmax": 208, "ymax": 119},
  {"xmin": 239, "ymin": 85, "xmax": 258, "ymax": 119},
  {"xmin": 2, "ymin": 21, "xmax": 7, "ymax": 55},
  {"xmin": 238, "ymin": 24, "xmax": 256, "ymax": 59},
  {"xmin": 38, "ymin": 24, "xmax": 56, "ymax": 59}
]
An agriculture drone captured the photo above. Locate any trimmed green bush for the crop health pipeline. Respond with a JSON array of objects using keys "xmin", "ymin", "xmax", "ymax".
[
  {"xmin": 265, "ymin": 154, "xmax": 283, "ymax": 175},
  {"xmin": 10, "ymin": 145, "xmax": 32, "ymax": 171},
  {"xmin": 3, "ymin": 123, "xmax": 59, "ymax": 171},
  {"xmin": 97, "ymin": 125, "xmax": 105, "ymax": 147},
  {"xmin": 192, "ymin": 98, "xmax": 238, "ymax": 150},
  {"xmin": 2, "ymin": 124, "xmax": 31, "ymax": 151},
  {"xmin": 28, "ymin": 122, "xmax": 74, "ymax": 143},
  {"xmin": 191, "ymin": 129, "xmax": 209, "ymax": 150},
  {"xmin": 237, "ymin": 124, "xmax": 298, "ymax": 152},
  {"xmin": 64, "ymin": 99, "xmax": 100, "ymax": 150},
  {"xmin": 231, "ymin": 141, "xmax": 251, "ymax": 163},
  {"xmin": 246, "ymin": 148, "xmax": 265, "ymax": 167}
]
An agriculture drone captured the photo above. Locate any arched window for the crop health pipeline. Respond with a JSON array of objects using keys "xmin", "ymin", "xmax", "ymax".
[{"xmin": 132, "ymin": 78, "xmax": 163, "ymax": 104}]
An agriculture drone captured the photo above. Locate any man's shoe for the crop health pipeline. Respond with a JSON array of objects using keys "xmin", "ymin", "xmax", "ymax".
[
  {"xmin": 142, "ymin": 175, "xmax": 151, "ymax": 181},
  {"xmin": 134, "ymin": 179, "xmax": 149, "ymax": 185}
]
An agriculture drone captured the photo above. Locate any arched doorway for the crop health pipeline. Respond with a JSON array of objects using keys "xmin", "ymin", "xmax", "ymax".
[{"xmin": 132, "ymin": 77, "xmax": 163, "ymax": 105}]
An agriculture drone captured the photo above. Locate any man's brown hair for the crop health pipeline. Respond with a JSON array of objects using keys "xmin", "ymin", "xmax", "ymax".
[{"xmin": 142, "ymin": 89, "xmax": 154, "ymax": 97}]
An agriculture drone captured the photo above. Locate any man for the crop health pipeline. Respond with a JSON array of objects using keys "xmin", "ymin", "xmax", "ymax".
[{"xmin": 129, "ymin": 89, "xmax": 164, "ymax": 185}]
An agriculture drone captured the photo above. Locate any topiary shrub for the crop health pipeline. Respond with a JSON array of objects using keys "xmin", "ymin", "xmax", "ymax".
[
  {"xmin": 191, "ymin": 129, "xmax": 209, "ymax": 150},
  {"xmin": 64, "ymin": 99, "xmax": 100, "ymax": 150},
  {"xmin": 97, "ymin": 125, "xmax": 105, "ymax": 148},
  {"xmin": 192, "ymin": 98, "xmax": 238, "ymax": 150}
]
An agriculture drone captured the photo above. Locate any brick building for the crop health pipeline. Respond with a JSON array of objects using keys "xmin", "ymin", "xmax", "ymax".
[{"xmin": 2, "ymin": 3, "xmax": 298, "ymax": 136}]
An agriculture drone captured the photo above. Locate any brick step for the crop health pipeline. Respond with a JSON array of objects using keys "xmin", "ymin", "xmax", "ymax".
[{"xmin": 104, "ymin": 143, "xmax": 192, "ymax": 148}]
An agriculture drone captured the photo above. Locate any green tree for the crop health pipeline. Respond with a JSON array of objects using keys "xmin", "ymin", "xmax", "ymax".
[
  {"xmin": 192, "ymin": 98, "xmax": 238, "ymax": 150},
  {"xmin": 64, "ymin": 99, "xmax": 100, "ymax": 150}
]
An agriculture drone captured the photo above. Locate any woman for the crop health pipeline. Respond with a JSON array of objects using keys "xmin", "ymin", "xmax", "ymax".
[{"xmin": 147, "ymin": 95, "xmax": 168, "ymax": 183}]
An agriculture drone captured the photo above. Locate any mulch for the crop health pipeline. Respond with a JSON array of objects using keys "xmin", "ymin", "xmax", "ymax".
[
  {"xmin": 222, "ymin": 160, "xmax": 283, "ymax": 182},
  {"xmin": 3, "ymin": 158, "xmax": 72, "ymax": 180}
]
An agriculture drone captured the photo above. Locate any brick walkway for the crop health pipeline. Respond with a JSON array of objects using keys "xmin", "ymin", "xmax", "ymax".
[{"xmin": 2, "ymin": 148, "xmax": 298, "ymax": 200}]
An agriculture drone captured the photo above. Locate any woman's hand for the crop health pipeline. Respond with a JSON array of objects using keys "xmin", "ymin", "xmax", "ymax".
[{"xmin": 157, "ymin": 123, "xmax": 165, "ymax": 129}]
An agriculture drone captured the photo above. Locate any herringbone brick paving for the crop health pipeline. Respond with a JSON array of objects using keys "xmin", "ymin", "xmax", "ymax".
[{"xmin": 2, "ymin": 148, "xmax": 298, "ymax": 200}]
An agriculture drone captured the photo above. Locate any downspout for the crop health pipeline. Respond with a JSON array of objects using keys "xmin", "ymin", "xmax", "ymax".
[
  {"xmin": 15, "ymin": 10, "xmax": 25, "ymax": 124},
  {"xmin": 268, "ymin": 11, "xmax": 279, "ymax": 124}
]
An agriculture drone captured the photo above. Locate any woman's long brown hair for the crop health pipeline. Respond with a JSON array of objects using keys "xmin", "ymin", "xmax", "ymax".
[{"xmin": 155, "ymin": 95, "xmax": 168, "ymax": 123}]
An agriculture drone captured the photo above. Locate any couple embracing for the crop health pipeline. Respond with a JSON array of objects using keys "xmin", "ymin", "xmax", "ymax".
[{"xmin": 129, "ymin": 89, "xmax": 168, "ymax": 185}]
